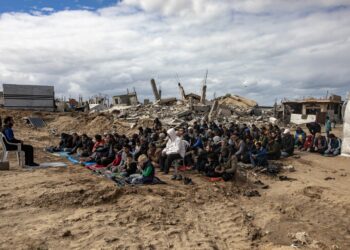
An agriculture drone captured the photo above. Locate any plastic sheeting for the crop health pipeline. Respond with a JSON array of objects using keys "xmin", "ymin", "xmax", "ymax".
[{"xmin": 342, "ymin": 100, "xmax": 350, "ymax": 157}]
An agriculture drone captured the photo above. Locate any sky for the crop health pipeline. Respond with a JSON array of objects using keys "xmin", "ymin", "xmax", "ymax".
[{"xmin": 0, "ymin": 0, "xmax": 350, "ymax": 105}]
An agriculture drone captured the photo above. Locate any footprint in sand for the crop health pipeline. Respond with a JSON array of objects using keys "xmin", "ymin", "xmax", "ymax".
[{"xmin": 302, "ymin": 186, "xmax": 324, "ymax": 199}]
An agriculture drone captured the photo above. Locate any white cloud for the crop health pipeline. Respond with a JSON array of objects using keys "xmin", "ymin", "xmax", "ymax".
[
  {"xmin": 41, "ymin": 7, "xmax": 54, "ymax": 12},
  {"xmin": 0, "ymin": 1, "xmax": 350, "ymax": 105}
]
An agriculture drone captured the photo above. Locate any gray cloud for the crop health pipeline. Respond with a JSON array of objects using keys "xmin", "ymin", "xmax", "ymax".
[{"xmin": 0, "ymin": 1, "xmax": 350, "ymax": 105}]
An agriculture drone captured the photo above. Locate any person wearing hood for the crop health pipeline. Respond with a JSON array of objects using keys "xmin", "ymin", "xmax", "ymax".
[
  {"xmin": 160, "ymin": 128, "xmax": 188, "ymax": 179},
  {"xmin": 281, "ymin": 129, "xmax": 294, "ymax": 157}
]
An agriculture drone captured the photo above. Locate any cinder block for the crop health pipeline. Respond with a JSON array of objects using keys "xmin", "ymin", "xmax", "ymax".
[{"xmin": 0, "ymin": 161, "xmax": 10, "ymax": 171}]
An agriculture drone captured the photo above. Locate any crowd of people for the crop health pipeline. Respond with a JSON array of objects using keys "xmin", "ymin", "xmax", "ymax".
[
  {"xmin": 44, "ymin": 117, "xmax": 342, "ymax": 184},
  {"xmin": 0, "ymin": 115, "xmax": 342, "ymax": 177}
]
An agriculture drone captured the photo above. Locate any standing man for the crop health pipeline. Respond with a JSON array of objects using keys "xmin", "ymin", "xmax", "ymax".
[
  {"xmin": 2, "ymin": 116, "xmax": 39, "ymax": 167},
  {"xmin": 325, "ymin": 116, "xmax": 332, "ymax": 138}
]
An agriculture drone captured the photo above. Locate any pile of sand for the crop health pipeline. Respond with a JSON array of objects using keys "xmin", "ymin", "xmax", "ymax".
[
  {"xmin": 48, "ymin": 116, "xmax": 81, "ymax": 133},
  {"xmin": 46, "ymin": 113, "xmax": 137, "ymax": 137},
  {"xmin": 84, "ymin": 115, "xmax": 114, "ymax": 135}
]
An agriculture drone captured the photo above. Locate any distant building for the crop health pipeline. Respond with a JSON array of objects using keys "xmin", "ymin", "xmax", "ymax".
[
  {"xmin": 112, "ymin": 91, "xmax": 139, "ymax": 106},
  {"xmin": 282, "ymin": 94, "xmax": 343, "ymax": 124},
  {"xmin": 2, "ymin": 84, "xmax": 55, "ymax": 111}
]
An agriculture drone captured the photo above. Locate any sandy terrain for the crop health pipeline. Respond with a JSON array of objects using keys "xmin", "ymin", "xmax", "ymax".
[{"xmin": 0, "ymin": 110, "xmax": 349, "ymax": 250}]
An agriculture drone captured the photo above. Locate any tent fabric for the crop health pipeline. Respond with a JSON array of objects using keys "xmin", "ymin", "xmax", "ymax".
[{"xmin": 342, "ymin": 100, "xmax": 350, "ymax": 157}]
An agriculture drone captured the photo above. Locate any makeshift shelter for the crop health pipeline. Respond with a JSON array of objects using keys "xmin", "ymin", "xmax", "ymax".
[{"xmin": 342, "ymin": 98, "xmax": 350, "ymax": 157}]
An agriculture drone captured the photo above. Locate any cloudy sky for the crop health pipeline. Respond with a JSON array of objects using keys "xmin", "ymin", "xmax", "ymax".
[{"xmin": 0, "ymin": 0, "xmax": 350, "ymax": 105}]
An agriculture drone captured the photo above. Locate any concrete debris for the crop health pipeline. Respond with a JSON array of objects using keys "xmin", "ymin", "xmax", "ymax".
[
  {"xmin": 87, "ymin": 93, "xmax": 276, "ymax": 130},
  {"xmin": 217, "ymin": 94, "xmax": 258, "ymax": 108},
  {"xmin": 283, "ymin": 165, "xmax": 296, "ymax": 172},
  {"xmin": 89, "ymin": 104, "xmax": 106, "ymax": 112},
  {"xmin": 50, "ymin": 78, "xmax": 279, "ymax": 129},
  {"xmin": 208, "ymin": 100, "xmax": 219, "ymax": 122},
  {"xmin": 269, "ymin": 117, "xmax": 278, "ymax": 124},
  {"xmin": 150, "ymin": 78, "xmax": 161, "ymax": 101},
  {"xmin": 291, "ymin": 231, "xmax": 312, "ymax": 246}
]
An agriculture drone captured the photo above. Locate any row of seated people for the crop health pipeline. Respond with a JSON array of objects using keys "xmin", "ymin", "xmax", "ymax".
[{"xmin": 49, "ymin": 120, "xmax": 342, "ymax": 182}]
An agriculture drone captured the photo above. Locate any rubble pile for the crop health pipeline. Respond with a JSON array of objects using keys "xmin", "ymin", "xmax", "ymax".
[
  {"xmin": 101, "ymin": 98, "xmax": 275, "ymax": 129},
  {"xmin": 53, "ymin": 78, "xmax": 278, "ymax": 131}
]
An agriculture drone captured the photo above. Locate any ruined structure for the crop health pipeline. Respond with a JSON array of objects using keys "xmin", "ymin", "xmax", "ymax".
[
  {"xmin": 112, "ymin": 90, "xmax": 138, "ymax": 106},
  {"xmin": 281, "ymin": 95, "xmax": 343, "ymax": 124}
]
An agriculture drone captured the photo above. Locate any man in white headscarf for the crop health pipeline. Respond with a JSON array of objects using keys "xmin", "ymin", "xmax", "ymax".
[{"xmin": 160, "ymin": 128, "xmax": 188, "ymax": 179}]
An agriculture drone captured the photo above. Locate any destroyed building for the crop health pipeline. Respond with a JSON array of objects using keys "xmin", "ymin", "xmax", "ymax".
[
  {"xmin": 1, "ymin": 84, "xmax": 55, "ymax": 111},
  {"xmin": 216, "ymin": 94, "xmax": 258, "ymax": 109},
  {"xmin": 281, "ymin": 94, "xmax": 344, "ymax": 124},
  {"xmin": 112, "ymin": 90, "xmax": 139, "ymax": 106}
]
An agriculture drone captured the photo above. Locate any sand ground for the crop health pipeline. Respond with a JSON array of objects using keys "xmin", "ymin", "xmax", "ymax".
[{"xmin": 0, "ymin": 111, "xmax": 349, "ymax": 250}]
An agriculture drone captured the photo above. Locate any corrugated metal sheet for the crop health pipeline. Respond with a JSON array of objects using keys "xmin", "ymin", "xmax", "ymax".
[
  {"xmin": 26, "ymin": 117, "xmax": 46, "ymax": 128},
  {"xmin": 3, "ymin": 84, "xmax": 55, "ymax": 111}
]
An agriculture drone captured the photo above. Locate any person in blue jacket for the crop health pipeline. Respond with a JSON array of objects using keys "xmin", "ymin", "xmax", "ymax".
[
  {"xmin": 2, "ymin": 116, "xmax": 39, "ymax": 167},
  {"xmin": 294, "ymin": 127, "xmax": 306, "ymax": 150},
  {"xmin": 250, "ymin": 142, "xmax": 268, "ymax": 168}
]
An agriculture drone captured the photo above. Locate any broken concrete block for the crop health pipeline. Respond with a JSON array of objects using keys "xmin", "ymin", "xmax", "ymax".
[
  {"xmin": 283, "ymin": 165, "xmax": 295, "ymax": 172},
  {"xmin": 192, "ymin": 105, "xmax": 211, "ymax": 112},
  {"xmin": 217, "ymin": 108, "xmax": 232, "ymax": 117},
  {"xmin": 176, "ymin": 110, "xmax": 192, "ymax": 118},
  {"xmin": 269, "ymin": 117, "xmax": 278, "ymax": 124},
  {"xmin": 157, "ymin": 98, "xmax": 177, "ymax": 105},
  {"xmin": 0, "ymin": 162, "xmax": 10, "ymax": 171},
  {"xmin": 292, "ymin": 232, "xmax": 311, "ymax": 246},
  {"xmin": 208, "ymin": 100, "xmax": 219, "ymax": 122}
]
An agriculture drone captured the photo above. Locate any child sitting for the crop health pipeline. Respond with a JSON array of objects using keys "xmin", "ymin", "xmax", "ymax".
[
  {"xmin": 128, "ymin": 154, "xmax": 155, "ymax": 185},
  {"xmin": 204, "ymin": 153, "xmax": 220, "ymax": 177},
  {"xmin": 120, "ymin": 154, "xmax": 137, "ymax": 177}
]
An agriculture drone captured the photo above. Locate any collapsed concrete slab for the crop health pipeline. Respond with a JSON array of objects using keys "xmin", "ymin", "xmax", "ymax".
[{"xmin": 216, "ymin": 94, "xmax": 258, "ymax": 109}]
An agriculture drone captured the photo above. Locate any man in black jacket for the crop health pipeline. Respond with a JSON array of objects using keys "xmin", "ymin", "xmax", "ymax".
[
  {"xmin": 306, "ymin": 122, "xmax": 321, "ymax": 136},
  {"xmin": 2, "ymin": 116, "xmax": 39, "ymax": 167}
]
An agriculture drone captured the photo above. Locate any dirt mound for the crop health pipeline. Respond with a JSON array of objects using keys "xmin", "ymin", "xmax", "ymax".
[
  {"xmin": 264, "ymin": 194, "xmax": 350, "ymax": 248},
  {"xmin": 48, "ymin": 116, "xmax": 80, "ymax": 133},
  {"xmin": 32, "ymin": 186, "xmax": 123, "ymax": 208},
  {"xmin": 84, "ymin": 115, "xmax": 113, "ymax": 135}
]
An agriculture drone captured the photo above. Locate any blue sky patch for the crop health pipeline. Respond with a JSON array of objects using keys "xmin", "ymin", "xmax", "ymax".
[{"xmin": 0, "ymin": 0, "xmax": 120, "ymax": 13}]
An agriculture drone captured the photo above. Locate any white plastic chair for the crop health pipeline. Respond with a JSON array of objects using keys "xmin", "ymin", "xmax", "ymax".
[
  {"xmin": 173, "ymin": 140, "xmax": 190, "ymax": 176},
  {"xmin": 0, "ymin": 133, "xmax": 25, "ymax": 167}
]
